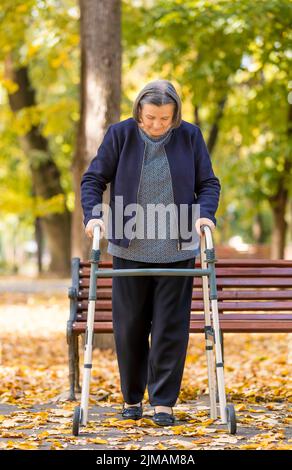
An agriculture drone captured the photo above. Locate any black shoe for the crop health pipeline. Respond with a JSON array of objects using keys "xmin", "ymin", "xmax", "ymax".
[
  {"xmin": 153, "ymin": 409, "xmax": 175, "ymax": 426},
  {"xmin": 121, "ymin": 403, "xmax": 143, "ymax": 420}
]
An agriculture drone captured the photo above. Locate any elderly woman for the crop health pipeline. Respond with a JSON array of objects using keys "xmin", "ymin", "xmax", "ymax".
[{"xmin": 81, "ymin": 79, "xmax": 221, "ymax": 426}]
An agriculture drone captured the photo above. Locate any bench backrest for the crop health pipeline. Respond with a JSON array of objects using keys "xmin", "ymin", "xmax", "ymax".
[{"xmin": 70, "ymin": 258, "xmax": 292, "ymax": 333}]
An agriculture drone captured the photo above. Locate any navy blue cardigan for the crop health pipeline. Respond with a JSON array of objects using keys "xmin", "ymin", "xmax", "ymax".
[{"xmin": 80, "ymin": 117, "xmax": 221, "ymax": 249}]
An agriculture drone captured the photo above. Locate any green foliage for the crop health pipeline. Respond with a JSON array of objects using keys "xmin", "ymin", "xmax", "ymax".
[
  {"xmin": 0, "ymin": 0, "xmax": 79, "ymax": 220},
  {"xmin": 122, "ymin": 0, "xmax": 292, "ymax": 243},
  {"xmin": 0, "ymin": 0, "xmax": 291, "ymax": 248}
]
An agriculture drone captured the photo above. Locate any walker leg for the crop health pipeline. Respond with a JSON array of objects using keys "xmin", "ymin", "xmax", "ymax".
[
  {"xmin": 200, "ymin": 225, "xmax": 237, "ymax": 434},
  {"xmin": 200, "ymin": 238, "xmax": 217, "ymax": 420},
  {"xmin": 204, "ymin": 326, "xmax": 217, "ymax": 419},
  {"xmin": 79, "ymin": 302, "xmax": 96, "ymax": 426},
  {"xmin": 211, "ymin": 291, "xmax": 237, "ymax": 433},
  {"xmin": 211, "ymin": 297, "xmax": 227, "ymax": 423},
  {"xmin": 72, "ymin": 225, "xmax": 100, "ymax": 434}
]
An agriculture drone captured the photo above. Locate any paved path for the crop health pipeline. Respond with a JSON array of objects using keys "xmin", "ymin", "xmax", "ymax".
[
  {"xmin": 0, "ymin": 278, "xmax": 71, "ymax": 294},
  {"xmin": 0, "ymin": 395, "xmax": 291, "ymax": 450}
]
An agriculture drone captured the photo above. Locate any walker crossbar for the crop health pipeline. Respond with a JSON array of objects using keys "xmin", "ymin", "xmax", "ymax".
[{"xmin": 94, "ymin": 268, "xmax": 211, "ymax": 276}]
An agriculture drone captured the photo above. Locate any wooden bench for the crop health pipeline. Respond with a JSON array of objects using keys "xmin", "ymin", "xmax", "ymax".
[{"xmin": 67, "ymin": 257, "xmax": 292, "ymax": 400}]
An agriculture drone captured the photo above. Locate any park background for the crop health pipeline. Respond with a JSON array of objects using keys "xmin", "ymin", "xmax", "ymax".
[{"xmin": 0, "ymin": 0, "xmax": 291, "ymax": 451}]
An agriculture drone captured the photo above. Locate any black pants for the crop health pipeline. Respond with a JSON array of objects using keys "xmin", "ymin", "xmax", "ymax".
[{"xmin": 112, "ymin": 256, "xmax": 196, "ymax": 407}]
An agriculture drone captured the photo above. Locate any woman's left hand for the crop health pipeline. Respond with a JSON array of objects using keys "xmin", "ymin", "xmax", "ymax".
[{"xmin": 195, "ymin": 217, "xmax": 215, "ymax": 237}]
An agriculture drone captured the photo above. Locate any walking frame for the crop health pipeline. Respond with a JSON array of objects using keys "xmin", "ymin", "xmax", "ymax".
[{"xmin": 72, "ymin": 224, "xmax": 237, "ymax": 435}]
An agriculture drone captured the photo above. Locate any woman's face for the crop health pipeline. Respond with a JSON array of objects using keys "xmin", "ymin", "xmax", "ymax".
[{"xmin": 138, "ymin": 103, "xmax": 175, "ymax": 137}]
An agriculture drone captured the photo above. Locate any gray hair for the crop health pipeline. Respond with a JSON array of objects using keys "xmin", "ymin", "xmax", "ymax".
[{"xmin": 132, "ymin": 79, "xmax": 182, "ymax": 128}]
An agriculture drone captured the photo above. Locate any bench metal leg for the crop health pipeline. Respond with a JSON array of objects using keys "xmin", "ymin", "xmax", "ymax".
[
  {"xmin": 67, "ymin": 257, "xmax": 81, "ymax": 401},
  {"xmin": 68, "ymin": 333, "xmax": 81, "ymax": 400},
  {"xmin": 68, "ymin": 333, "xmax": 76, "ymax": 401},
  {"xmin": 215, "ymin": 330, "xmax": 225, "ymax": 402},
  {"xmin": 74, "ymin": 334, "xmax": 81, "ymax": 393}
]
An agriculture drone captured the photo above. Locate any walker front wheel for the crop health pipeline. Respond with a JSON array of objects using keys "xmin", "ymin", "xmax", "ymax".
[{"xmin": 225, "ymin": 404, "xmax": 237, "ymax": 435}]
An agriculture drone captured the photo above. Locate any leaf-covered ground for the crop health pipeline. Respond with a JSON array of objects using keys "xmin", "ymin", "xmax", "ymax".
[{"xmin": 0, "ymin": 291, "xmax": 291, "ymax": 450}]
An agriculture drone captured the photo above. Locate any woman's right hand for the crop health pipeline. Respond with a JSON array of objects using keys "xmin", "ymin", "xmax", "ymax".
[{"xmin": 85, "ymin": 219, "xmax": 105, "ymax": 239}]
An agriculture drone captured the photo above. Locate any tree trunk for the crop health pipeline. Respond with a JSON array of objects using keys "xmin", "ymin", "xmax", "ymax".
[
  {"xmin": 72, "ymin": 0, "xmax": 121, "ymax": 263},
  {"xmin": 4, "ymin": 58, "xmax": 71, "ymax": 276},
  {"xmin": 270, "ymin": 203, "xmax": 288, "ymax": 259},
  {"xmin": 269, "ymin": 161, "xmax": 290, "ymax": 259},
  {"xmin": 35, "ymin": 216, "xmax": 43, "ymax": 274},
  {"xmin": 207, "ymin": 96, "xmax": 227, "ymax": 154},
  {"xmin": 73, "ymin": 0, "xmax": 122, "ymax": 349},
  {"xmin": 269, "ymin": 104, "xmax": 292, "ymax": 259},
  {"xmin": 194, "ymin": 105, "xmax": 200, "ymax": 127},
  {"xmin": 252, "ymin": 213, "xmax": 265, "ymax": 244}
]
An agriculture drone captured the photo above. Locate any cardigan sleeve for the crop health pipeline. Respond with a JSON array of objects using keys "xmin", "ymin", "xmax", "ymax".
[
  {"xmin": 80, "ymin": 124, "xmax": 119, "ymax": 227},
  {"xmin": 194, "ymin": 127, "xmax": 221, "ymax": 226}
]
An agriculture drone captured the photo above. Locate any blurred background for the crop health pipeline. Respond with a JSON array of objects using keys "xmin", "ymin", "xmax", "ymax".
[
  {"xmin": 0, "ymin": 3, "xmax": 291, "ymax": 450},
  {"xmin": 0, "ymin": 0, "xmax": 291, "ymax": 279}
]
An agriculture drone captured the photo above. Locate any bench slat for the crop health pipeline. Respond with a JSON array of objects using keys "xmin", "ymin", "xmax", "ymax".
[
  {"xmin": 78, "ymin": 277, "xmax": 292, "ymax": 288},
  {"xmin": 79, "ymin": 259, "xmax": 292, "ymax": 268},
  {"xmin": 75, "ymin": 312, "xmax": 292, "ymax": 322},
  {"xmin": 213, "ymin": 290, "xmax": 292, "ymax": 300},
  {"xmin": 79, "ymin": 267, "xmax": 292, "ymax": 278},
  {"xmin": 76, "ymin": 299, "xmax": 292, "ymax": 312},
  {"xmin": 71, "ymin": 258, "xmax": 292, "ymax": 335},
  {"xmin": 77, "ymin": 288, "xmax": 292, "ymax": 301}
]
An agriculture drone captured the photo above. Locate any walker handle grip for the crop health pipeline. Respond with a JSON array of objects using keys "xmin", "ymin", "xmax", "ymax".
[
  {"xmin": 200, "ymin": 224, "xmax": 211, "ymax": 234},
  {"xmin": 200, "ymin": 224, "xmax": 214, "ymax": 250},
  {"xmin": 92, "ymin": 224, "xmax": 101, "ymax": 250}
]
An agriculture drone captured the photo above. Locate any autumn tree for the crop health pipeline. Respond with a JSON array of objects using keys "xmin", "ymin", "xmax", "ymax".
[{"xmin": 72, "ymin": 0, "xmax": 122, "ymax": 261}]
